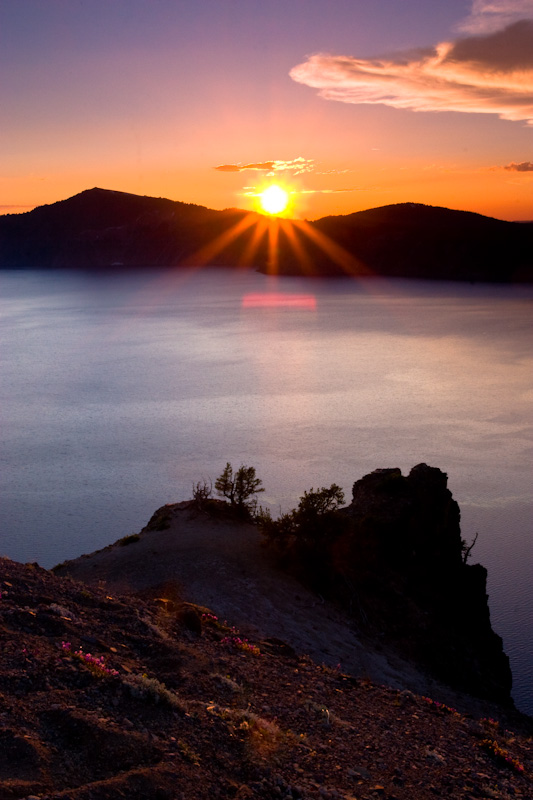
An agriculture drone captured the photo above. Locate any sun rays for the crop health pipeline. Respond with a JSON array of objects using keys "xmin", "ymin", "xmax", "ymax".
[{"xmin": 179, "ymin": 207, "xmax": 374, "ymax": 280}]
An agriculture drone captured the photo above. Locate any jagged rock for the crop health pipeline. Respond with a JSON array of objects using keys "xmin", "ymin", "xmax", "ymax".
[
  {"xmin": 346, "ymin": 463, "xmax": 462, "ymax": 569},
  {"xmin": 338, "ymin": 464, "xmax": 512, "ymax": 702}
]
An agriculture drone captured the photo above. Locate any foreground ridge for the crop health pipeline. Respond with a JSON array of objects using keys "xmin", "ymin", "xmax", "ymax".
[
  {"xmin": 0, "ymin": 556, "xmax": 531, "ymax": 800},
  {"xmin": 57, "ymin": 465, "xmax": 512, "ymax": 706}
]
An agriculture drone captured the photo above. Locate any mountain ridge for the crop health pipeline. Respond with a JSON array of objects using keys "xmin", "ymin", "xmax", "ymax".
[{"xmin": 1, "ymin": 187, "xmax": 532, "ymax": 281}]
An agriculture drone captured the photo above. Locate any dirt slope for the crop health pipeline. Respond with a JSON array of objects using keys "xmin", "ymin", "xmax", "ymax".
[{"xmin": 1, "ymin": 554, "xmax": 531, "ymax": 800}]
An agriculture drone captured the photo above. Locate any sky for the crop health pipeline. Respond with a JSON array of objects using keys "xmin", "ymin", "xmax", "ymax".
[{"xmin": 1, "ymin": 0, "xmax": 532, "ymax": 221}]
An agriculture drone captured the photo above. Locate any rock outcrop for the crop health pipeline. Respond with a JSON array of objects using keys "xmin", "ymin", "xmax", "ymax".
[
  {"xmin": 56, "ymin": 463, "xmax": 513, "ymax": 707},
  {"xmin": 334, "ymin": 464, "xmax": 512, "ymax": 703}
]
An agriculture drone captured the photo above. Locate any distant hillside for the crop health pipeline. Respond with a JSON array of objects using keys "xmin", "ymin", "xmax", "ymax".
[
  {"xmin": 1, "ymin": 187, "xmax": 532, "ymax": 282},
  {"xmin": 0, "ymin": 188, "xmax": 253, "ymax": 271},
  {"xmin": 311, "ymin": 204, "xmax": 533, "ymax": 282}
]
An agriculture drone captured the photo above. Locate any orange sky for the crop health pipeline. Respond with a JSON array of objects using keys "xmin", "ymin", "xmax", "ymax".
[{"xmin": 1, "ymin": 1, "xmax": 532, "ymax": 221}]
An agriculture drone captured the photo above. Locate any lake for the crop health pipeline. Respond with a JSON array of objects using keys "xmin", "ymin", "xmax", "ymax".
[{"xmin": 1, "ymin": 268, "xmax": 532, "ymax": 714}]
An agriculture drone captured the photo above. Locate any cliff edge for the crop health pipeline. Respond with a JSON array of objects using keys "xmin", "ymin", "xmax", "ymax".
[
  {"xmin": 1, "ymin": 555, "xmax": 531, "ymax": 800},
  {"xmin": 56, "ymin": 465, "xmax": 511, "ymax": 707},
  {"xmin": 1, "ymin": 464, "xmax": 531, "ymax": 799}
]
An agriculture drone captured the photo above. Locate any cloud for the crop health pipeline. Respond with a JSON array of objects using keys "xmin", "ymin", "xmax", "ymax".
[
  {"xmin": 447, "ymin": 19, "xmax": 533, "ymax": 69},
  {"xmin": 215, "ymin": 162, "xmax": 274, "ymax": 172},
  {"xmin": 215, "ymin": 157, "xmax": 315, "ymax": 175},
  {"xmin": 299, "ymin": 187, "xmax": 367, "ymax": 194},
  {"xmin": 289, "ymin": 20, "xmax": 533, "ymax": 125},
  {"xmin": 459, "ymin": 0, "xmax": 533, "ymax": 33},
  {"xmin": 273, "ymin": 157, "xmax": 315, "ymax": 175},
  {"xmin": 214, "ymin": 165, "xmax": 241, "ymax": 172},
  {"xmin": 503, "ymin": 160, "xmax": 533, "ymax": 170},
  {"xmin": 314, "ymin": 168, "xmax": 351, "ymax": 175}
]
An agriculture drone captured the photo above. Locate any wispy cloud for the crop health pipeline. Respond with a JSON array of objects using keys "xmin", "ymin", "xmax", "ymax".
[
  {"xmin": 290, "ymin": 19, "xmax": 533, "ymax": 125},
  {"xmin": 242, "ymin": 185, "xmax": 367, "ymax": 198},
  {"xmin": 215, "ymin": 157, "xmax": 315, "ymax": 175},
  {"xmin": 459, "ymin": 0, "xmax": 533, "ymax": 33},
  {"xmin": 215, "ymin": 162, "xmax": 274, "ymax": 172},
  {"xmin": 314, "ymin": 168, "xmax": 351, "ymax": 176},
  {"xmin": 274, "ymin": 157, "xmax": 315, "ymax": 175},
  {"xmin": 503, "ymin": 160, "xmax": 533, "ymax": 170},
  {"xmin": 300, "ymin": 187, "xmax": 366, "ymax": 194}
]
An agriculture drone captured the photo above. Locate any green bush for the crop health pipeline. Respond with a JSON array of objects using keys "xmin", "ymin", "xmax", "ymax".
[{"xmin": 259, "ymin": 484, "xmax": 345, "ymax": 547}]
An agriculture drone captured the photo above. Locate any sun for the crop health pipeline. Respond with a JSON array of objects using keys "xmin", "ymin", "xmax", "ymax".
[{"xmin": 259, "ymin": 184, "xmax": 290, "ymax": 215}]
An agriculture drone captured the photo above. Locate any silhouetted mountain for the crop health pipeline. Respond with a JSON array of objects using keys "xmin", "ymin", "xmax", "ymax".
[
  {"xmin": 1, "ymin": 187, "xmax": 531, "ymax": 282},
  {"xmin": 310, "ymin": 204, "xmax": 533, "ymax": 282},
  {"xmin": 0, "ymin": 188, "xmax": 253, "ymax": 271}
]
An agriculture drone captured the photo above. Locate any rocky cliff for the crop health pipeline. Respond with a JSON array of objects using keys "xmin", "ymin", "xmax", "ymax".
[
  {"xmin": 1, "ymin": 461, "xmax": 531, "ymax": 798},
  {"xmin": 261, "ymin": 464, "xmax": 512, "ymax": 705},
  {"xmin": 332, "ymin": 465, "xmax": 512, "ymax": 703}
]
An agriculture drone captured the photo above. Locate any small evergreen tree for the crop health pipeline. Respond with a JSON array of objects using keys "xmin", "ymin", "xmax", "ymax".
[{"xmin": 214, "ymin": 462, "xmax": 264, "ymax": 515}]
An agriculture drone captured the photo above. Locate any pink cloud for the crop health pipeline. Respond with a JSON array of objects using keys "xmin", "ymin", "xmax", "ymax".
[
  {"xmin": 459, "ymin": 1, "xmax": 533, "ymax": 33},
  {"xmin": 290, "ymin": 20, "xmax": 533, "ymax": 125}
]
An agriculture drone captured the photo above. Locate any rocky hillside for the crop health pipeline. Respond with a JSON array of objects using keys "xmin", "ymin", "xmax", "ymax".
[
  {"xmin": 258, "ymin": 465, "xmax": 512, "ymax": 705},
  {"xmin": 1, "ymin": 188, "xmax": 531, "ymax": 281},
  {"xmin": 53, "ymin": 464, "xmax": 510, "ymax": 709},
  {"xmin": 1, "ymin": 556, "xmax": 531, "ymax": 800}
]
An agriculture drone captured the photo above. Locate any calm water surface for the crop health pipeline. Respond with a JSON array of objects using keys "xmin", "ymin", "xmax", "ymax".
[{"xmin": 1, "ymin": 269, "xmax": 532, "ymax": 713}]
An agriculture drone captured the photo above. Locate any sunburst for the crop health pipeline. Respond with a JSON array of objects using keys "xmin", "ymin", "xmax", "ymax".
[{"xmin": 259, "ymin": 185, "xmax": 290, "ymax": 215}]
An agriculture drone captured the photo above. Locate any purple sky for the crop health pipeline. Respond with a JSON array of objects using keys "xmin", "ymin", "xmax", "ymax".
[{"xmin": 1, "ymin": 0, "xmax": 532, "ymax": 219}]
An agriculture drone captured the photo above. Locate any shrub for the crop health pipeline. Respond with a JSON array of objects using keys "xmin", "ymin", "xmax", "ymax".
[
  {"xmin": 118, "ymin": 534, "xmax": 140, "ymax": 546},
  {"xmin": 258, "ymin": 484, "xmax": 347, "ymax": 592},
  {"xmin": 192, "ymin": 479, "xmax": 212, "ymax": 509},
  {"xmin": 259, "ymin": 484, "xmax": 345, "ymax": 548},
  {"xmin": 123, "ymin": 673, "xmax": 184, "ymax": 709}
]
